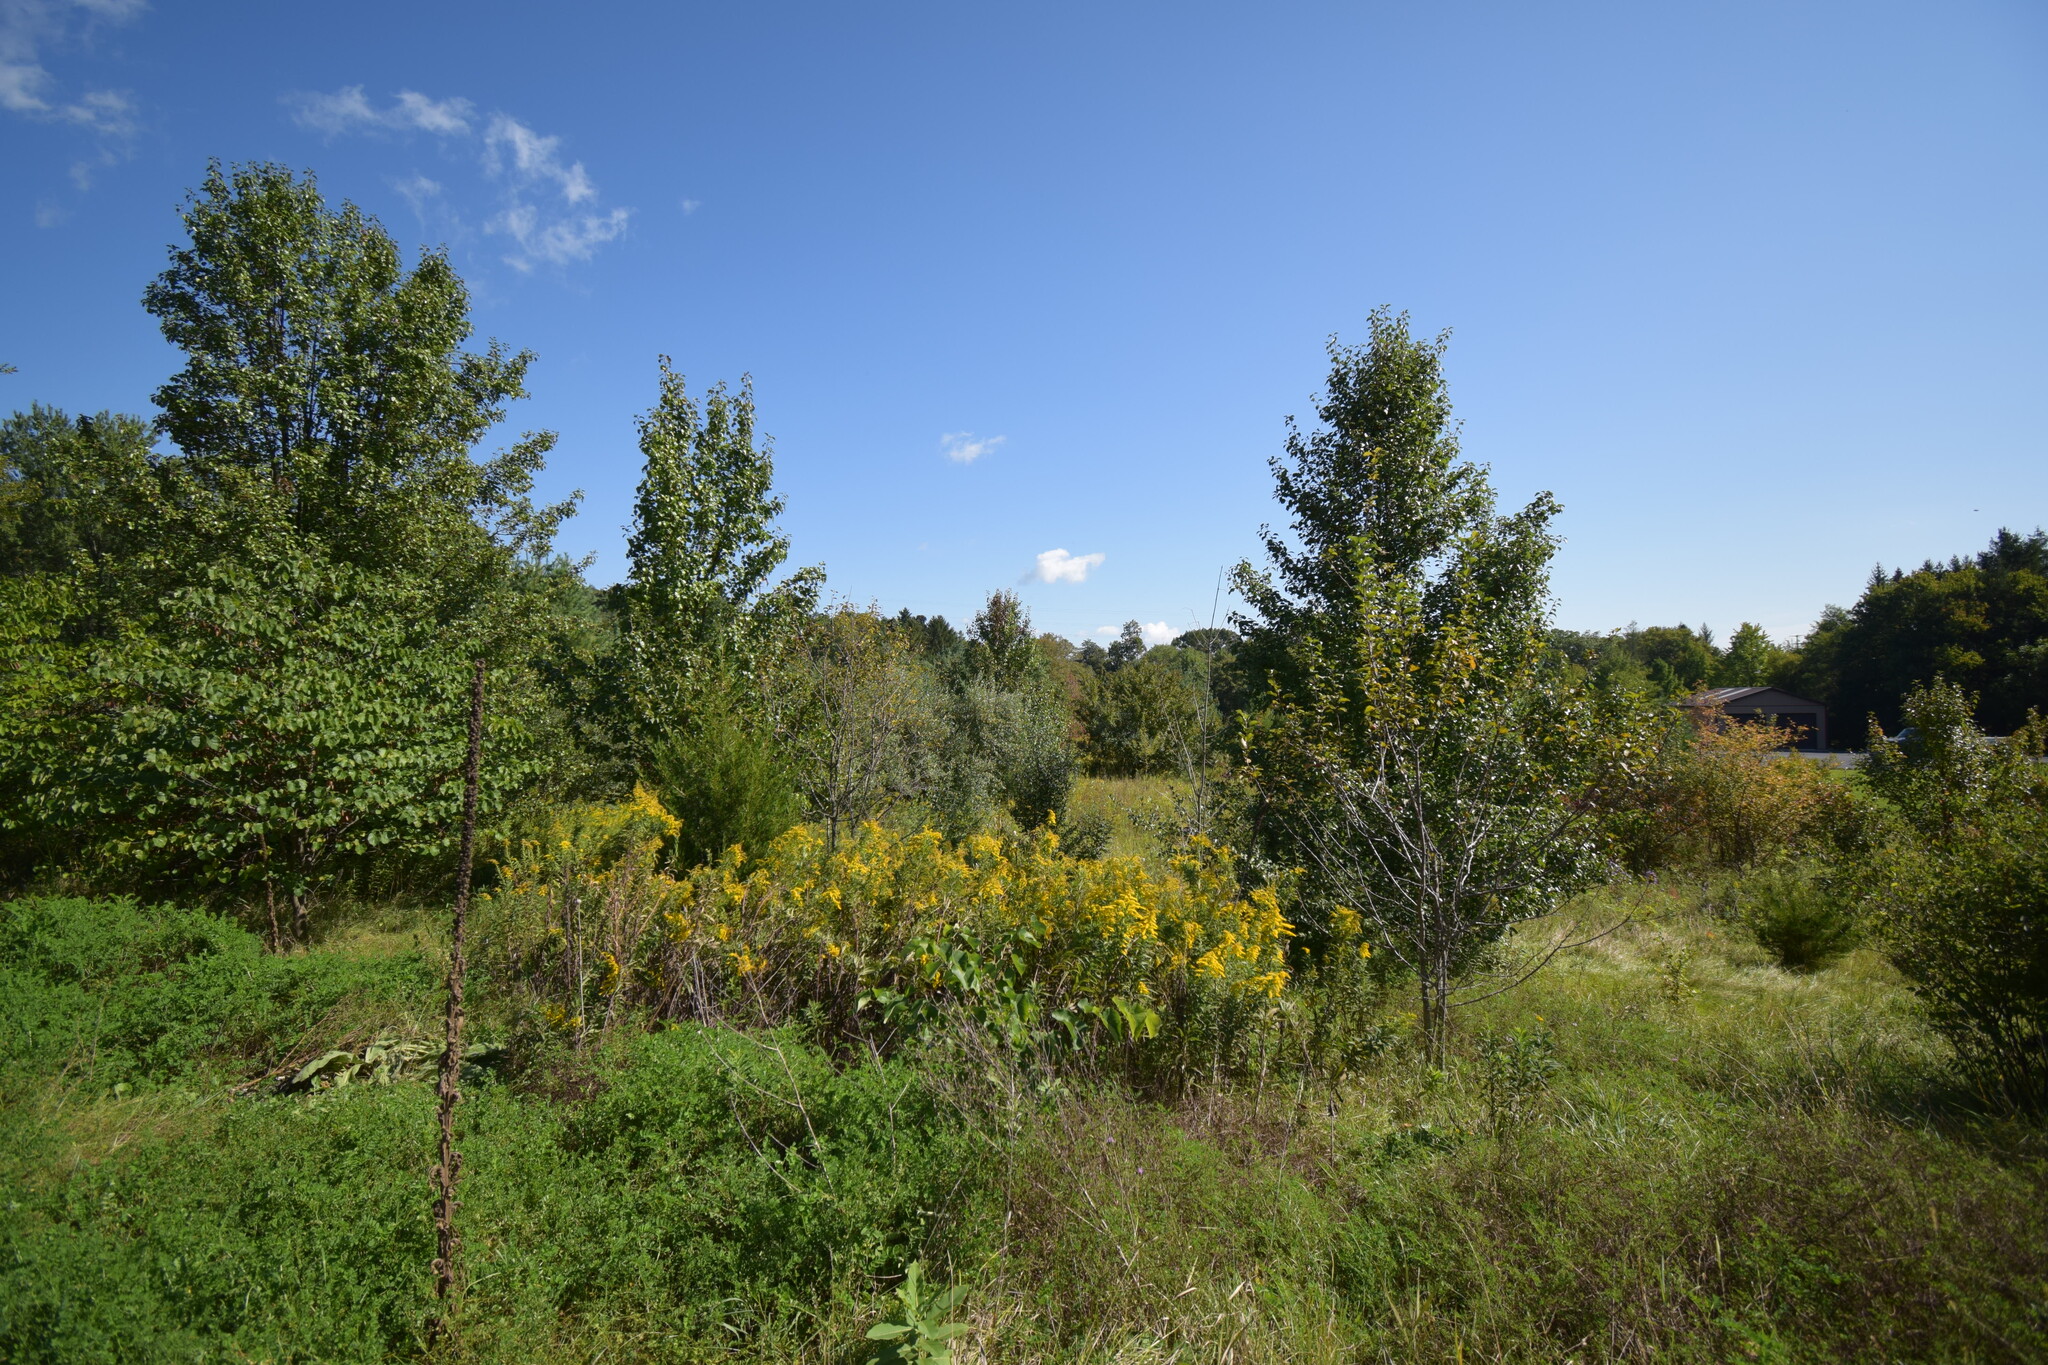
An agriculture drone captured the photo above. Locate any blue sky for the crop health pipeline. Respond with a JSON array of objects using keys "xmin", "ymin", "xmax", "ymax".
[{"xmin": 5, "ymin": 1, "xmax": 2045, "ymax": 647}]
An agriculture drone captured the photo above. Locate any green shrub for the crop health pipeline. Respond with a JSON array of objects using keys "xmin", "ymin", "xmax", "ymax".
[
  {"xmin": 0, "ymin": 896, "xmax": 436, "ymax": 1090},
  {"xmin": 647, "ymin": 697, "xmax": 804, "ymax": 869},
  {"xmin": 1866, "ymin": 807, "xmax": 2048, "ymax": 1110},
  {"xmin": 1730, "ymin": 866, "xmax": 1861, "ymax": 972},
  {"xmin": 1476, "ymin": 1023, "xmax": 1561, "ymax": 1133},
  {"xmin": 1856, "ymin": 680, "xmax": 2048, "ymax": 1108}
]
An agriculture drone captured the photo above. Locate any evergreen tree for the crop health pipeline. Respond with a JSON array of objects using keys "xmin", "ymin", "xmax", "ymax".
[{"xmin": 1782, "ymin": 529, "xmax": 2048, "ymax": 735}]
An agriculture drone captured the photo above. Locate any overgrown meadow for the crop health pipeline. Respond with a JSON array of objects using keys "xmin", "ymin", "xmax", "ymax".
[{"xmin": 2, "ymin": 163, "xmax": 2045, "ymax": 1363}]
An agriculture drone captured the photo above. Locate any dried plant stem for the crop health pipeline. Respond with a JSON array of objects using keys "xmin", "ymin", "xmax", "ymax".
[{"xmin": 430, "ymin": 659, "xmax": 487, "ymax": 1337}]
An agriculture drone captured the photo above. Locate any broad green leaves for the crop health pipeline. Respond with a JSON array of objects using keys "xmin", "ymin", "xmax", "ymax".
[
  {"xmin": 2, "ymin": 556, "xmax": 544, "ymax": 928},
  {"xmin": 865, "ymin": 1261, "xmax": 971, "ymax": 1364}
]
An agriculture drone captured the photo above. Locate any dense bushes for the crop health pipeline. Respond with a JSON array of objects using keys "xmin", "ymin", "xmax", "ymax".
[
  {"xmin": 479, "ymin": 795, "xmax": 1347, "ymax": 1091},
  {"xmin": 1868, "ymin": 806, "xmax": 2048, "ymax": 1107},
  {"xmin": 0, "ymin": 896, "xmax": 436, "ymax": 1091},
  {"xmin": 1854, "ymin": 679, "xmax": 2048, "ymax": 1108},
  {"xmin": 1609, "ymin": 702, "xmax": 1852, "ymax": 872}
]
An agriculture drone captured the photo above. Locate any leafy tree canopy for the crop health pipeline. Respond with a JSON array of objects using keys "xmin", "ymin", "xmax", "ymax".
[
  {"xmin": 1783, "ymin": 528, "xmax": 2047, "ymax": 735},
  {"xmin": 620, "ymin": 356, "xmax": 820, "ymax": 735},
  {"xmin": 143, "ymin": 160, "xmax": 572, "ymax": 596},
  {"xmin": 0, "ymin": 406, "xmax": 158, "ymax": 579}
]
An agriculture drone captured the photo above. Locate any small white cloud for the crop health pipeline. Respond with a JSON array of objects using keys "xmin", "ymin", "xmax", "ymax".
[
  {"xmin": 288, "ymin": 85, "xmax": 473, "ymax": 137},
  {"xmin": 1141, "ymin": 621, "xmax": 1175, "ymax": 646},
  {"xmin": 680, "ymin": 198, "xmax": 701, "ymax": 215},
  {"xmin": 1033, "ymin": 548, "xmax": 1105, "ymax": 585},
  {"xmin": 1094, "ymin": 625, "xmax": 1117, "ymax": 636},
  {"xmin": 485, "ymin": 114, "xmax": 592, "ymax": 203},
  {"xmin": 34, "ymin": 196, "xmax": 66, "ymax": 228},
  {"xmin": 394, "ymin": 172, "xmax": 441, "ymax": 205},
  {"xmin": 393, "ymin": 89, "xmax": 471, "ymax": 135},
  {"xmin": 58, "ymin": 86, "xmax": 131, "ymax": 134},
  {"xmin": 0, "ymin": 61, "xmax": 50, "ymax": 114},
  {"xmin": 70, "ymin": 0, "xmax": 148, "ymax": 19},
  {"xmin": 287, "ymin": 84, "xmax": 376, "ymax": 133},
  {"xmin": 941, "ymin": 431, "xmax": 1005, "ymax": 464},
  {"xmin": 491, "ymin": 204, "xmax": 629, "ymax": 270},
  {"xmin": 2, "ymin": 2, "xmax": 145, "ymax": 144}
]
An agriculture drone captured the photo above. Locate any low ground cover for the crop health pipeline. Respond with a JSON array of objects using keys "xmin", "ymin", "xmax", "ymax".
[{"xmin": 2, "ymin": 881, "xmax": 2041, "ymax": 1364}]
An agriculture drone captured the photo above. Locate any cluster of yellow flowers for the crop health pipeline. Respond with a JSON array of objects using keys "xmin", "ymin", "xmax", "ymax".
[
  {"xmin": 486, "ymin": 790, "xmax": 1313, "ymax": 1032},
  {"xmin": 689, "ymin": 820, "xmax": 1299, "ymax": 1004}
]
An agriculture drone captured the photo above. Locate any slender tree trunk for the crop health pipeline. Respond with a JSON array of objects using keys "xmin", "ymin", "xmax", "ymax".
[
  {"xmin": 1418, "ymin": 928, "xmax": 1452, "ymax": 1066},
  {"xmin": 430, "ymin": 659, "xmax": 487, "ymax": 1337}
]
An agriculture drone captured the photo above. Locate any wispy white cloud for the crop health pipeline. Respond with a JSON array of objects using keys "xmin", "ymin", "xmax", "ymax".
[
  {"xmin": 490, "ymin": 203, "xmax": 630, "ymax": 270},
  {"xmin": 1033, "ymin": 548, "xmax": 1105, "ymax": 585},
  {"xmin": 941, "ymin": 431, "xmax": 1005, "ymax": 464},
  {"xmin": 287, "ymin": 84, "xmax": 473, "ymax": 137},
  {"xmin": 68, "ymin": 0, "xmax": 146, "ymax": 18},
  {"xmin": 34, "ymin": 195, "xmax": 65, "ymax": 227},
  {"xmin": 393, "ymin": 172, "xmax": 442, "ymax": 215},
  {"xmin": 60, "ymin": 83, "xmax": 128, "ymax": 131},
  {"xmin": 393, "ymin": 89, "xmax": 471, "ymax": 135},
  {"xmin": 286, "ymin": 87, "xmax": 631, "ymax": 272},
  {"xmin": 1, "ymin": 1, "xmax": 143, "ymax": 139},
  {"xmin": 484, "ymin": 114, "xmax": 592, "ymax": 203},
  {"xmin": 0, "ymin": 60, "xmax": 48, "ymax": 112}
]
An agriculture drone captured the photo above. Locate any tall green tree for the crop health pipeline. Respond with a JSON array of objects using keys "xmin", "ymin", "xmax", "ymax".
[
  {"xmin": 783, "ymin": 606, "xmax": 920, "ymax": 852},
  {"xmin": 0, "ymin": 406, "xmax": 157, "ymax": 581},
  {"xmin": 1081, "ymin": 648, "xmax": 1202, "ymax": 778},
  {"xmin": 620, "ymin": 357, "xmax": 819, "ymax": 735},
  {"xmin": 619, "ymin": 357, "xmax": 819, "ymax": 862},
  {"xmin": 1234, "ymin": 311, "xmax": 1646, "ymax": 1059},
  {"xmin": 1, "ymin": 162, "xmax": 577, "ymax": 911},
  {"xmin": 1713, "ymin": 622, "xmax": 1791, "ymax": 688},
  {"xmin": 142, "ymin": 160, "xmax": 569, "ymax": 594}
]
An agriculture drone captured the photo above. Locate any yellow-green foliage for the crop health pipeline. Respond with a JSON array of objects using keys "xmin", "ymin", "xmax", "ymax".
[
  {"xmin": 480, "ymin": 790, "xmax": 1344, "ymax": 1070},
  {"xmin": 1620, "ymin": 707, "xmax": 1852, "ymax": 869}
]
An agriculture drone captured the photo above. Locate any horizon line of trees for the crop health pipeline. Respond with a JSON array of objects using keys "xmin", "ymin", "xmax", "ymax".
[{"xmin": 1548, "ymin": 527, "xmax": 2047, "ymax": 741}]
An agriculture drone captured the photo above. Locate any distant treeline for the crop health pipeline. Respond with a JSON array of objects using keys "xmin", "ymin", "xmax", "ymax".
[{"xmin": 1549, "ymin": 527, "xmax": 2048, "ymax": 742}]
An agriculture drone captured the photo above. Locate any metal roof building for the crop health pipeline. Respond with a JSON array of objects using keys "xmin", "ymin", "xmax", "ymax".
[{"xmin": 1678, "ymin": 686, "xmax": 1828, "ymax": 751}]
